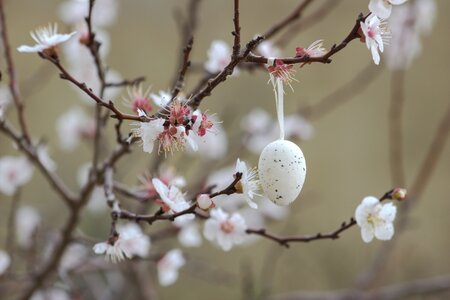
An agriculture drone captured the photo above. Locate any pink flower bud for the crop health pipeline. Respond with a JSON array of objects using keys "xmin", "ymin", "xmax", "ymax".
[
  {"xmin": 197, "ymin": 194, "xmax": 213, "ymax": 210},
  {"xmin": 392, "ymin": 188, "xmax": 407, "ymax": 201}
]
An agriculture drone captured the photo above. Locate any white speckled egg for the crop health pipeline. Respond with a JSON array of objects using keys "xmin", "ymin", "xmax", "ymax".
[{"xmin": 258, "ymin": 139, "xmax": 306, "ymax": 206}]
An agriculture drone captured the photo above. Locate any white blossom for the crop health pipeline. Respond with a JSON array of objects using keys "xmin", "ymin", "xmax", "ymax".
[
  {"xmin": 360, "ymin": 14, "xmax": 390, "ymax": 65},
  {"xmin": 235, "ymin": 158, "xmax": 260, "ymax": 209},
  {"xmin": 56, "ymin": 107, "xmax": 94, "ymax": 151},
  {"xmin": 204, "ymin": 208, "xmax": 247, "ymax": 251},
  {"xmin": 152, "ymin": 178, "xmax": 194, "ymax": 220},
  {"xmin": 355, "ymin": 196, "xmax": 397, "ymax": 243},
  {"xmin": 206, "ymin": 166, "xmax": 247, "ymax": 211},
  {"xmin": 93, "ymin": 223, "xmax": 151, "ymax": 263},
  {"xmin": 369, "ymin": 0, "xmax": 408, "ymax": 19},
  {"xmin": 204, "ymin": 40, "xmax": 238, "ymax": 75},
  {"xmin": 0, "ymin": 156, "xmax": 33, "ymax": 196},
  {"xmin": 133, "ymin": 118, "xmax": 165, "ymax": 154},
  {"xmin": 17, "ymin": 23, "xmax": 76, "ymax": 53},
  {"xmin": 0, "ymin": 251, "xmax": 11, "ymax": 275},
  {"xmin": 157, "ymin": 249, "xmax": 186, "ymax": 286},
  {"xmin": 16, "ymin": 206, "xmax": 41, "ymax": 249}
]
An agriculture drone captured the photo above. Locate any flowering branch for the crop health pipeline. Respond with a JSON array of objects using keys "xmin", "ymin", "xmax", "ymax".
[
  {"xmin": 113, "ymin": 172, "xmax": 243, "ymax": 224},
  {"xmin": 246, "ymin": 13, "xmax": 368, "ymax": 66},
  {"xmin": 188, "ymin": 0, "xmax": 315, "ymax": 110},
  {"xmin": 246, "ymin": 188, "xmax": 402, "ymax": 248}
]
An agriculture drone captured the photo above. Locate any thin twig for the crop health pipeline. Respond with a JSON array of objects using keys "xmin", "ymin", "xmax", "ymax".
[
  {"xmin": 105, "ymin": 76, "xmax": 146, "ymax": 88},
  {"xmin": 170, "ymin": 0, "xmax": 201, "ymax": 95},
  {"xmin": 171, "ymin": 37, "xmax": 193, "ymax": 100},
  {"xmin": 0, "ymin": 0, "xmax": 31, "ymax": 144},
  {"xmin": 231, "ymin": 0, "xmax": 241, "ymax": 59}
]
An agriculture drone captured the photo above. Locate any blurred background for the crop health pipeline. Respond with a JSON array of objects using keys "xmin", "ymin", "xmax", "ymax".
[{"xmin": 1, "ymin": 0, "xmax": 450, "ymax": 299}]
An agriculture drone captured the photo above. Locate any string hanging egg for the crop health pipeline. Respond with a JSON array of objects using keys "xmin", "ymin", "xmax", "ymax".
[{"xmin": 258, "ymin": 59, "xmax": 306, "ymax": 206}]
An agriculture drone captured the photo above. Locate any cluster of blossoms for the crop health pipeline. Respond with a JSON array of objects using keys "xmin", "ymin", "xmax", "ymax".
[
  {"xmin": 362, "ymin": 0, "xmax": 435, "ymax": 68},
  {"xmin": 132, "ymin": 97, "xmax": 218, "ymax": 155}
]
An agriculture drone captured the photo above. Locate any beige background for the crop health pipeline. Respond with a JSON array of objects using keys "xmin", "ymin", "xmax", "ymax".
[{"xmin": 1, "ymin": 0, "xmax": 450, "ymax": 299}]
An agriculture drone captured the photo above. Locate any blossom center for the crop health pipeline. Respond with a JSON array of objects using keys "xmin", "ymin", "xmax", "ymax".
[{"xmin": 220, "ymin": 220, "xmax": 235, "ymax": 234}]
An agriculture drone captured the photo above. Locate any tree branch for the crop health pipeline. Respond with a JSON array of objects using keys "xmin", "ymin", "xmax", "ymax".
[
  {"xmin": 246, "ymin": 13, "xmax": 367, "ymax": 66},
  {"xmin": 246, "ymin": 189, "xmax": 399, "ymax": 248}
]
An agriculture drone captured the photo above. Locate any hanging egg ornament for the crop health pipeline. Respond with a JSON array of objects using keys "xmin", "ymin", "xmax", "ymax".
[
  {"xmin": 258, "ymin": 139, "xmax": 306, "ymax": 206},
  {"xmin": 259, "ymin": 58, "xmax": 306, "ymax": 205}
]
